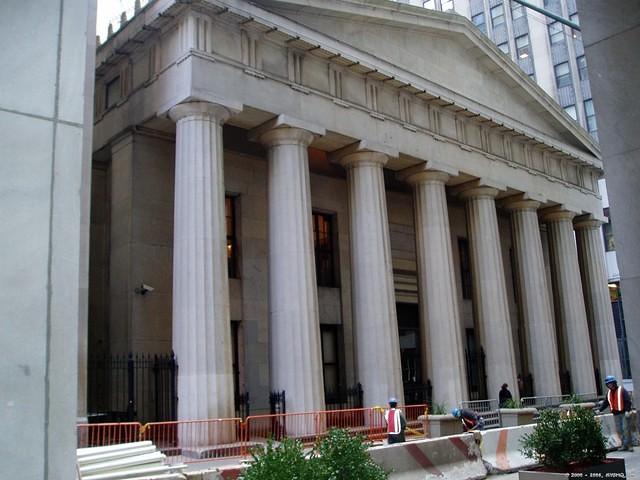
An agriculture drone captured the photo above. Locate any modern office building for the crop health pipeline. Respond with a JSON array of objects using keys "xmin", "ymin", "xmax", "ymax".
[
  {"xmin": 397, "ymin": 0, "xmax": 597, "ymax": 141},
  {"xmin": 88, "ymin": 0, "xmax": 621, "ymax": 421}
]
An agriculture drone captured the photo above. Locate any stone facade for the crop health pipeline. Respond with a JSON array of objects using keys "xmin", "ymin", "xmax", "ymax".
[{"xmin": 89, "ymin": 0, "xmax": 620, "ymax": 416}]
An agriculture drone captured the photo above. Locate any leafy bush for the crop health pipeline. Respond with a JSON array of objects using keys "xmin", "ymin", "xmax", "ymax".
[
  {"xmin": 430, "ymin": 403, "xmax": 448, "ymax": 415},
  {"xmin": 520, "ymin": 406, "xmax": 606, "ymax": 469},
  {"xmin": 312, "ymin": 429, "xmax": 388, "ymax": 480},
  {"xmin": 502, "ymin": 399, "xmax": 523, "ymax": 408},
  {"xmin": 242, "ymin": 429, "xmax": 388, "ymax": 480},
  {"xmin": 242, "ymin": 438, "xmax": 312, "ymax": 480}
]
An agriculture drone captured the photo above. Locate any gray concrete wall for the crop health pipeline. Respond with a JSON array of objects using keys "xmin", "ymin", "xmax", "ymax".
[
  {"xmin": 0, "ymin": 0, "xmax": 96, "ymax": 478},
  {"xmin": 575, "ymin": 0, "xmax": 640, "ymax": 385}
]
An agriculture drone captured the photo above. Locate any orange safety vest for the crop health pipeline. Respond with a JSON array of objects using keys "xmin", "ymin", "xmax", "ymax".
[
  {"xmin": 462, "ymin": 416, "xmax": 477, "ymax": 430},
  {"xmin": 385, "ymin": 408, "xmax": 403, "ymax": 434},
  {"xmin": 608, "ymin": 386, "xmax": 624, "ymax": 412}
]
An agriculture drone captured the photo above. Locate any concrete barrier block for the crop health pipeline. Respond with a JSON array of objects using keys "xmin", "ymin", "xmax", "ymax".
[
  {"xmin": 368, "ymin": 434, "xmax": 487, "ymax": 479},
  {"xmin": 480, "ymin": 424, "xmax": 537, "ymax": 473}
]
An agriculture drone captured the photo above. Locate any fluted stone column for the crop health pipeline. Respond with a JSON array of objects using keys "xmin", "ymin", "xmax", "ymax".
[
  {"xmin": 459, "ymin": 184, "xmax": 519, "ymax": 401},
  {"xmin": 404, "ymin": 168, "xmax": 468, "ymax": 406},
  {"xmin": 505, "ymin": 197, "xmax": 562, "ymax": 396},
  {"xmin": 542, "ymin": 208, "xmax": 596, "ymax": 394},
  {"xmin": 335, "ymin": 142, "xmax": 404, "ymax": 407},
  {"xmin": 251, "ymin": 115, "xmax": 326, "ymax": 415},
  {"xmin": 575, "ymin": 218, "xmax": 623, "ymax": 382},
  {"xmin": 169, "ymin": 101, "xmax": 238, "ymax": 423}
]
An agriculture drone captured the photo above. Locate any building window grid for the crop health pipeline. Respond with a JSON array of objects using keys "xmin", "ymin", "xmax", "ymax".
[
  {"xmin": 458, "ymin": 237, "xmax": 473, "ymax": 300},
  {"xmin": 584, "ymin": 99, "xmax": 597, "ymax": 136},
  {"xmin": 554, "ymin": 61, "xmax": 571, "ymax": 88},
  {"xmin": 423, "ymin": 0, "xmax": 436, "ymax": 8},
  {"xmin": 511, "ymin": 1, "xmax": 525, "ymax": 20},
  {"xmin": 577, "ymin": 55, "xmax": 588, "ymax": 81},
  {"xmin": 441, "ymin": 0, "xmax": 454, "ymax": 12},
  {"xmin": 313, "ymin": 212, "xmax": 337, "ymax": 287},
  {"xmin": 472, "ymin": 12, "xmax": 486, "ymax": 34},
  {"xmin": 321, "ymin": 325, "xmax": 341, "ymax": 398},
  {"xmin": 498, "ymin": 42, "xmax": 510, "ymax": 54},
  {"xmin": 515, "ymin": 34, "xmax": 530, "ymax": 59},
  {"xmin": 491, "ymin": 4, "xmax": 505, "ymax": 27},
  {"xmin": 548, "ymin": 21, "xmax": 564, "ymax": 44},
  {"xmin": 226, "ymin": 196, "xmax": 239, "ymax": 278},
  {"xmin": 105, "ymin": 76, "xmax": 121, "ymax": 109},
  {"xmin": 564, "ymin": 104, "xmax": 577, "ymax": 120}
]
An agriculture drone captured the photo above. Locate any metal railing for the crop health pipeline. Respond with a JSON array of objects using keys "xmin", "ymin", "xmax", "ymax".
[
  {"xmin": 459, "ymin": 399, "xmax": 501, "ymax": 429},
  {"xmin": 77, "ymin": 404, "xmax": 428, "ymax": 465}
]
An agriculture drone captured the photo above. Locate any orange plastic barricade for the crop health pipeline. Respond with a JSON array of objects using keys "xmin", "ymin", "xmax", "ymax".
[
  {"xmin": 77, "ymin": 422, "xmax": 142, "ymax": 448},
  {"xmin": 141, "ymin": 418, "xmax": 243, "ymax": 465}
]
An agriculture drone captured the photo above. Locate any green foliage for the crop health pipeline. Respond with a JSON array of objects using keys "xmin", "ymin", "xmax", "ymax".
[
  {"xmin": 312, "ymin": 429, "xmax": 388, "ymax": 480},
  {"xmin": 567, "ymin": 393, "xmax": 582, "ymax": 404},
  {"xmin": 502, "ymin": 399, "xmax": 523, "ymax": 409},
  {"xmin": 520, "ymin": 406, "xmax": 606, "ymax": 469},
  {"xmin": 242, "ymin": 429, "xmax": 388, "ymax": 480},
  {"xmin": 242, "ymin": 438, "xmax": 312, "ymax": 480},
  {"xmin": 430, "ymin": 403, "xmax": 448, "ymax": 415}
]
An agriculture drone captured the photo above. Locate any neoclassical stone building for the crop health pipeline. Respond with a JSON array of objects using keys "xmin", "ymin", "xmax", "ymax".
[{"xmin": 89, "ymin": 0, "xmax": 622, "ymax": 420}]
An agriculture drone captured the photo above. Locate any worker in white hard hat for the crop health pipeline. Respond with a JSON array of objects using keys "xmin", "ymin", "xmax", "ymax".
[
  {"xmin": 384, "ymin": 397, "xmax": 406, "ymax": 444},
  {"xmin": 598, "ymin": 375, "xmax": 634, "ymax": 451}
]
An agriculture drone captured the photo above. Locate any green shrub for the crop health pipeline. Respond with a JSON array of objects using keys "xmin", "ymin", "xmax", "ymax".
[
  {"xmin": 520, "ymin": 406, "xmax": 606, "ymax": 469},
  {"xmin": 430, "ymin": 402, "xmax": 448, "ymax": 415},
  {"xmin": 242, "ymin": 429, "xmax": 388, "ymax": 480},
  {"xmin": 312, "ymin": 429, "xmax": 388, "ymax": 480},
  {"xmin": 502, "ymin": 399, "xmax": 523, "ymax": 408},
  {"xmin": 242, "ymin": 438, "xmax": 312, "ymax": 480}
]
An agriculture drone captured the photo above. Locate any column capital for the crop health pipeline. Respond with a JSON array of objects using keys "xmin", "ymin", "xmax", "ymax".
[
  {"xmin": 574, "ymin": 215, "xmax": 604, "ymax": 230},
  {"xmin": 539, "ymin": 205, "xmax": 582, "ymax": 223},
  {"xmin": 168, "ymin": 101, "xmax": 240, "ymax": 124},
  {"xmin": 453, "ymin": 179, "xmax": 506, "ymax": 200},
  {"xmin": 398, "ymin": 160, "xmax": 458, "ymax": 185},
  {"xmin": 249, "ymin": 114, "xmax": 325, "ymax": 147},
  {"xmin": 330, "ymin": 140, "xmax": 398, "ymax": 170},
  {"xmin": 502, "ymin": 192, "xmax": 545, "ymax": 212}
]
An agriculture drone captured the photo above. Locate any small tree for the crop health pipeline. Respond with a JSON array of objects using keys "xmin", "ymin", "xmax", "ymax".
[
  {"xmin": 242, "ymin": 438, "xmax": 312, "ymax": 480},
  {"xmin": 520, "ymin": 406, "xmax": 606, "ymax": 470}
]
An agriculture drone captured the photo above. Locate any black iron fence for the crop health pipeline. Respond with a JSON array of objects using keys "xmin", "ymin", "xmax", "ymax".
[
  {"xmin": 465, "ymin": 347, "xmax": 487, "ymax": 400},
  {"xmin": 325, "ymin": 383, "xmax": 363, "ymax": 410},
  {"xmin": 235, "ymin": 392, "xmax": 250, "ymax": 419},
  {"xmin": 270, "ymin": 390, "xmax": 286, "ymax": 414},
  {"xmin": 403, "ymin": 381, "xmax": 432, "ymax": 406},
  {"xmin": 560, "ymin": 369, "xmax": 571, "ymax": 395},
  {"xmin": 87, "ymin": 352, "xmax": 177, "ymax": 424}
]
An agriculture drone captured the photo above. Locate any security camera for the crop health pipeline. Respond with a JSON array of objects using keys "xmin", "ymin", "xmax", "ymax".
[{"xmin": 135, "ymin": 283, "xmax": 155, "ymax": 295}]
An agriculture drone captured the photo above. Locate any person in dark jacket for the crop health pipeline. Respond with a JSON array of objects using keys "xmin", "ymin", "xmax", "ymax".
[
  {"xmin": 598, "ymin": 375, "xmax": 634, "ymax": 451},
  {"xmin": 499, "ymin": 383, "xmax": 513, "ymax": 407},
  {"xmin": 451, "ymin": 407, "xmax": 485, "ymax": 431}
]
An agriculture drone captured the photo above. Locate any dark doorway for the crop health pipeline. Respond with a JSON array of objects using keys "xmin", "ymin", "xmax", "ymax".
[{"xmin": 396, "ymin": 303, "xmax": 430, "ymax": 404}]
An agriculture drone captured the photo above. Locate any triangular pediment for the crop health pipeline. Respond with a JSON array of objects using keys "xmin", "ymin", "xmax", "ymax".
[{"xmin": 244, "ymin": 0, "xmax": 599, "ymax": 158}]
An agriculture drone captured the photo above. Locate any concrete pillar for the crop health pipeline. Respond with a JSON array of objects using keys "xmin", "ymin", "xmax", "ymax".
[
  {"xmin": 504, "ymin": 196, "xmax": 561, "ymax": 396},
  {"xmin": 403, "ymin": 166, "xmax": 468, "ymax": 406},
  {"xmin": 169, "ymin": 101, "xmax": 238, "ymax": 421},
  {"xmin": 541, "ymin": 207, "xmax": 597, "ymax": 395},
  {"xmin": 250, "ymin": 115, "xmax": 326, "ymax": 414},
  {"xmin": 458, "ymin": 183, "xmax": 519, "ymax": 401},
  {"xmin": 334, "ymin": 142, "xmax": 404, "ymax": 407},
  {"xmin": 575, "ymin": 217, "xmax": 623, "ymax": 383}
]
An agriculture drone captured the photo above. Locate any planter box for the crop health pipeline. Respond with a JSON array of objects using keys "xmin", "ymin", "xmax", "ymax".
[
  {"xmin": 499, "ymin": 408, "xmax": 537, "ymax": 427},
  {"xmin": 518, "ymin": 457, "xmax": 626, "ymax": 479},
  {"xmin": 418, "ymin": 414, "xmax": 462, "ymax": 437}
]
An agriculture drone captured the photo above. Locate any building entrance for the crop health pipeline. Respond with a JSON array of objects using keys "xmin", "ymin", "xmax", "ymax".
[{"xmin": 396, "ymin": 303, "xmax": 431, "ymax": 404}]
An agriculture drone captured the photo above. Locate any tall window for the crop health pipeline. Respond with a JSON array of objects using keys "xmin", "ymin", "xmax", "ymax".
[
  {"xmin": 554, "ymin": 62, "xmax": 571, "ymax": 88},
  {"xmin": 564, "ymin": 104, "xmax": 577, "ymax": 120},
  {"xmin": 498, "ymin": 42, "xmax": 510, "ymax": 54},
  {"xmin": 548, "ymin": 21, "xmax": 564, "ymax": 44},
  {"xmin": 313, "ymin": 212, "xmax": 337, "ymax": 287},
  {"xmin": 602, "ymin": 208, "xmax": 615, "ymax": 252},
  {"xmin": 321, "ymin": 325, "xmax": 340, "ymax": 398},
  {"xmin": 441, "ymin": 0, "xmax": 454, "ymax": 12},
  {"xmin": 515, "ymin": 34, "xmax": 530, "ymax": 59},
  {"xmin": 584, "ymin": 99, "xmax": 598, "ymax": 136},
  {"xmin": 472, "ymin": 12, "xmax": 486, "ymax": 34},
  {"xmin": 458, "ymin": 237, "xmax": 473, "ymax": 300},
  {"xmin": 577, "ymin": 55, "xmax": 588, "ymax": 81},
  {"xmin": 423, "ymin": 0, "xmax": 435, "ymax": 8},
  {"xmin": 226, "ymin": 195, "xmax": 238, "ymax": 278},
  {"xmin": 491, "ymin": 4, "xmax": 505, "ymax": 27},
  {"xmin": 511, "ymin": 1, "xmax": 525, "ymax": 20},
  {"xmin": 105, "ymin": 76, "xmax": 121, "ymax": 109}
]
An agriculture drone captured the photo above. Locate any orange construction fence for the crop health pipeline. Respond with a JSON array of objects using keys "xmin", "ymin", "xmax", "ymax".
[{"xmin": 77, "ymin": 404, "xmax": 428, "ymax": 464}]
